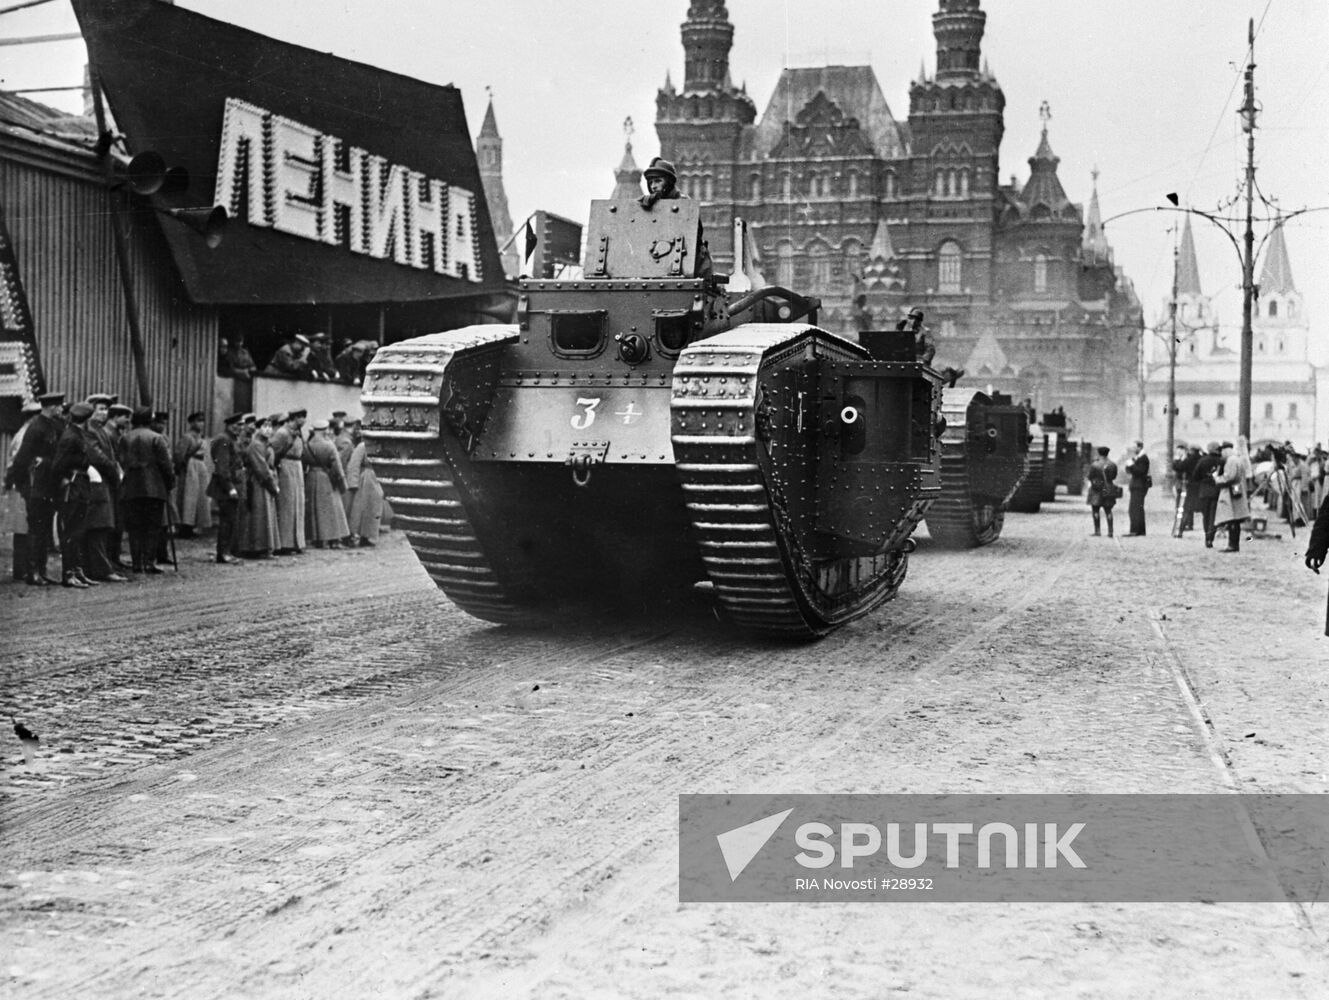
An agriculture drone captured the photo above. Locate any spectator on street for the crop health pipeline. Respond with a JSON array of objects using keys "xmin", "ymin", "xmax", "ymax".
[
  {"xmin": 1191, "ymin": 441, "xmax": 1224, "ymax": 548},
  {"xmin": 305, "ymin": 420, "xmax": 350, "ymax": 548},
  {"xmin": 1085, "ymin": 445, "xmax": 1119, "ymax": 538},
  {"xmin": 1305, "ymin": 494, "xmax": 1329, "ymax": 575},
  {"xmin": 239, "ymin": 416, "xmax": 280, "ymax": 559},
  {"xmin": 4, "ymin": 391, "xmax": 65, "ymax": 585},
  {"xmin": 174, "ymin": 411, "xmax": 212, "ymax": 538},
  {"xmin": 120, "ymin": 407, "xmax": 176, "ymax": 574},
  {"xmin": 207, "ymin": 413, "xmax": 245, "ymax": 565},
  {"xmin": 1172, "ymin": 444, "xmax": 1200, "ymax": 533},
  {"xmin": 1123, "ymin": 439, "xmax": 1151, "ymax": 536},
  {"xmin": 3, "ymin": 400, "xmax": 43, "ymax": 581},
  {"xmin": 1213, "ymin": 441, "xmax": 1251, "ymax": 553},
  {"xmin": 51, "ymin": 401, "xmax": 97, "ymax": 588}
]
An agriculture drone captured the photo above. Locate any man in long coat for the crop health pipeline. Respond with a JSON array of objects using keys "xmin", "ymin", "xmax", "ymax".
[
  {"xmin": 270, "ymin": 408, "xmax": 307, "ymax": 554},
  {"xmin": 239, "ymin": 419, "xmax": 280, "ymax": 557},
  {"xmin": 345, "ymin": 423, "xmax": 384, "ymax": 546},
  {"xmin": 3, "ymin": 392, "xmax": 64, "ymax": 584},
  {"xmin": 121, "ymin": 407, "xmax": 176, "ymax": 573},
  {"xmin": 51, "ymin": 401, "xmax": 98, "ymax": 587},
  {"xmin": 1190, "ymin": 442, "xmax": 1225, "ymax": 548},
  {"xmin": 174, "ymin": 411, "xmax": 212, "ymax": 536},
  {"xmin": 304, "ymin": 420, "xmax": 350, "ymax": 547},
  {"xmin": 1123, "ymin": 439, "xmax": 1151, "ymax": 536},
  {"xmin": 1213, "ymin": 441, "xmax": 1252, "ymax": 553},
  {"xmin": 207, "ymin": 414, "xmax": 245, "ymax": 564},
  {"xmin": 80, "ymin": 396, "xmax": 126, "ymax": 582}
]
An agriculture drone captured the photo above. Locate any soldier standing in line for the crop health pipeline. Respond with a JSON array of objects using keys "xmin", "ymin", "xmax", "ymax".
[
  {"xmin": 82, "ymin": 395, "xmax": 126, "ymax": 582},
  {"xmin": 105, "ymin": 401, "xmax": 134, "ymax": 570},
  {"xmin": 174, "ymin": 411, "xmax": 212, "ymax": 538},
  {"xmin": 239, "ymin": 417, "xmax": 280, "ymax": 558},
  {"xmin": 270, "ymin": 408, "xmax": 308, "ymax": 555},
  {"xmin": 121, "ymin": 407, "xmax": 176, "ymax": 574},
  {"xmin": 304, "ymin": 419, "xmax": 350, "ymax": 548},
  {"xmin": 3, "ymin": 393, "xmax": 64, "ymax": 585},
  {"xmin": 331, "ymin": 411, "xmax": 354, "ymax": 523},
  {"xmin": 51, "ymin": 401, "xmax": 98, "ymax": 588},
  {"xmin": 207, "ymin": 414, "xmax": 245, "ymax": 564},
  {"xmin": 345, "ymin": 422, "xmax": 385, "ymax": 547},
  {"xmin": 3, "ymin": 400, "xmax": 42, "ymax": 580}
]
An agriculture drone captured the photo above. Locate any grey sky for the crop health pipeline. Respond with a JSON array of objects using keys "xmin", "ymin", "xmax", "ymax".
[{"xmin": 4, "ymin": 1, "xmax": 1327, "ymax": 355}]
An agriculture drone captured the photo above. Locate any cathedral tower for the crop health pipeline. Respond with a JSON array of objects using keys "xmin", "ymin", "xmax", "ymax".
[{"xmin": 475, "ymin": 95, "xmax": 518, "ymax": 278}]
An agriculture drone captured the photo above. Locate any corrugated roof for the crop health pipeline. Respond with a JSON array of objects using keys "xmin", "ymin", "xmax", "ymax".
[
  {"xmin": 752, "ymin": 66, "xmax": 905, "ymax": 159},
  {"xmin": 0, "ymin": 90, "xmax": 97, "ymax": 149}
]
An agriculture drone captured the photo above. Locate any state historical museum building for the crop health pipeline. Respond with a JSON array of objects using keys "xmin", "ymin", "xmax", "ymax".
[{"xmin": 654, "ymin": 0, "xmax": 1143, "ymax": 443}]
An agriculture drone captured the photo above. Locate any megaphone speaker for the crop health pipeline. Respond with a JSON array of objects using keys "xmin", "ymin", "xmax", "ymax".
[
  {"xmin": 163, "ymin": 206, "xmax": 228, "ymax": 249},
  {"xmin": 123, "ymin": 150, "xmax": 167, "ymax": 196}
]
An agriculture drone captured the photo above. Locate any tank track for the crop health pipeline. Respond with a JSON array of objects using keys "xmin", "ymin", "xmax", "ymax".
[
  {"xmin": 1006, "ymin": 447, "xmax": 1044, "ymax": 513},
  {"xmin": 672, "ymin": 326, "xmax": 915, "ymax": 638},
  {"xmin": 925, "ymin": 393, "xmax": 1006, "ymax": 548},
  {"xmin": 361, "ymin": 327, "xmax": 527, "ymax": 625}
]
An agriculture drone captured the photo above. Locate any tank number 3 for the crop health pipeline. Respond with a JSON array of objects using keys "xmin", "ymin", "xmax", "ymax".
[{"xmin": 571, "ymin": 397, "xmax": 601, "ymax": 429}]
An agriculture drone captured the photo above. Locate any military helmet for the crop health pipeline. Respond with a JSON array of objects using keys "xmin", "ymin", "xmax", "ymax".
[{"xmin": 643, "ymin": 157, "xmax": 677, "ymax": 184}]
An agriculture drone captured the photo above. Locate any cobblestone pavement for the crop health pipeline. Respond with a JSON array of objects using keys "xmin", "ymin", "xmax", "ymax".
[{"xmin": 2, "ymin": 495, "xmax": 1327, "ymax": 999}]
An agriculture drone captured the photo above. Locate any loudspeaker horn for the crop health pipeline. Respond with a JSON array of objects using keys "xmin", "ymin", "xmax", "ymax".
[
  {"xmin": 123, "ymin": 150, "xmax": 167, "ymax": 195},
  {"xmin": 160, "ymin": 206, "xmax": 228, "ymax": 250}
]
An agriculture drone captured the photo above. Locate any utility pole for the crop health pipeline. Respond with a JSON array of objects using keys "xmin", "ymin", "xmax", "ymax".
[
  {"xmin": 1167, "ymin": 235, "xmax": 1179, "ymax": 469},
  {"xmin": 1238, "ymin": 18, "xmax": 1257, "ymax": 441}
]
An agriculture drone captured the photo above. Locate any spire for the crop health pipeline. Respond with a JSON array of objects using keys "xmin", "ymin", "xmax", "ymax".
[
  {"xmin": 611, "ymin": 116, "xmax": 643, "ymax": 200},
  {"xmin": 933, "ymin": 0, "xmax": 986, "ymax": 80},
  {"xmin": 479, "ymin": 93, "xmax": 499, "ymax": 138},
  {"xmin": 1175, "ymin": 215, "xmax": 1202, "ymax": 298},
  {"xmin": 1259, "ymin": 223, "xmax": 1296, "ymax": 294},
  {"xmin": 869, "ymin": 218, "xmax": 896, "ymax": 262},
  {"xmin": 1019, "ymin": 103, "xmax": 1071, "ymax": 213},
  {"xmin": 662, "ymin": 70, "xmax": 675, "ymax": 96},
  {"xmin": 917, "ymin": 59, "xmax": 928, "ymax": 84},
  {"xmin": 1082, "ymin": 166, "xmax": 1111, "ymax": 265}
]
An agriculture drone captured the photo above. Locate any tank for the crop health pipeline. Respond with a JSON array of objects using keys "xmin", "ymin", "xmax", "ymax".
[
  {"xmin": 924, "ymin": 389, "xmax": 1031, "ymax": 548},
  {"xmin": 361, "ymin": 201, "xmax": 943, "ymax": 638},
  {"xmin": 1006, "ymin": 422, "xmax": 1049, "ymax": 514},
  {"xmin": 1059, "ymin": 439, "xmax": 1093, "ymax": 496}
]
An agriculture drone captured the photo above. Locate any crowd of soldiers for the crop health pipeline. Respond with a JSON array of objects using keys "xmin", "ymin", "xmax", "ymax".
[
  {"xmin": 218, "ymin": 332, "xmax": 379, "ymax": 384},
  {"xmin": 4, "ymin": 393, "xmax": 384, "ymax": 587}
]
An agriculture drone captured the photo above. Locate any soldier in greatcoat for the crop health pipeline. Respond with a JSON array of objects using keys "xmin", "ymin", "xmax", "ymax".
[
  {"xmin": 207, "ymin": 414, "xmax": 245, "ymax": 564},
  {"xmin": 51, "ymin": 401, "xmax": 98, "ymax": 588},
  {"xmin": 174, "ymin": 411, "xmax": 212, "ymax": 536},
  {"xmin": 3, "ymin": 392, "xmax": 64, "ymax": 585},
  {"xmin": 120, "ymin": 407, "xmax": 176, "ymax": 573},
  {"xmin": 270, "ymin": 408, "xmax": 308, "ymax": 554},
  {"xmin": 1189, "ymin": 442, "xmax": 1225, "ymax": 548},
  {"xmin": 80, "ymin": 396, "xmax": 126, "ymax": 582},
  {"xmin": 304, "ymin": 419, "xmax": 350, "ymax": 547},
  {"xmin": 345, "ymin": 423, "xmax": 384, "ymax": 547},
  {"xmin": 239, "ymin": 417, "xmax": 280, "ymax": 557}
]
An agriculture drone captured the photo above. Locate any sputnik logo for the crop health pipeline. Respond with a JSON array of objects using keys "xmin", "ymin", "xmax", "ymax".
[{"xmin": 716, "ymin": 808, "xmax": 794, "ymax": 881}]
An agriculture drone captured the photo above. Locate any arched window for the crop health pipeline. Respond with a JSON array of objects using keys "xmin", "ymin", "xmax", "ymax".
[
  {"xmin": 934, "ymin": 170, "xmax": 945, "ymax": 196},
  {"xmin": 842, "ymin": 238, "xmax": 863, "ymax": 277},
  {"xmin": 1264, "ymin": 402, "xmax": 1274, "ymax": 419},
  {"xmin": 847, "ymin": 172, "xmax": 858, "ymax": 198},
  {"xmin": 1193, "ymin": 403, "xmax": 1202, "ymax": 419},
  {"xmin": 1033, "ymin": 253, "xmax": 1048, "ymax": 293},
  {"xmin": 750, "ymin": 174, "xmax": 762, "ymax": 200},
  {"xmin": 1216, "ymin": 402, "xmax": 1226, "ymax": 419},
  {"xmin": 1289, "ymin": 402, "xmax": 1299, "ymax": 420},
  {"xmin": 702, "ymin": 175, "xmax": 714, "ymax": 201},
  {"xmin": 939, "ymin": 241, "xmax": 962, "ymax": 292},
  {"xmin": 959, "ymin": 169, "xmax": 970, "ymax": 197},
  {"xmin": 947, "ymin": 169, "xmax": 957, "ymax": 197},
  {"xmin": 1288, "ymin": 300, "xmax": 1298, "ymax": 318},
  {"xmin": 1269, "ymin": 300, "xmax": 1278, "ymax": 317},
  {"xmin": 809, "ymin": 242, "xmax": 832, "ymax": 288},
  {"xmin": 776, "ymin": 242, "xmax": 794, "ymax": 286},
  {"xmin": 884, "ymin": 171, "xmax": 897, "ymax": 199},
  {"xmin": 781, "ymin": 173, "xmax": 792, "ymax": 198}
]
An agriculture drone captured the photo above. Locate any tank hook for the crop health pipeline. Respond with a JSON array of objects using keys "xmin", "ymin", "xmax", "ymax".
[
  {"xmin": 571, "ymin": 453, "xmax": 593, "ymax": 488},
  {"xmin": 901, "ymin": 537, "xmax": 917, "ymax": 554}
]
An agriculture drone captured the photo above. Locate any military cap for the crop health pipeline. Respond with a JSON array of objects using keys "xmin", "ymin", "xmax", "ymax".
[
  {"xmin": 69, "ymin": 401, "xmax": 94, "ymax": 421},
  {"xmin": 311, "ymin": 418, "xmax": 330, "ymax": 431},
  {"xmin": 311, "ymin": 332, "xmax": 330, "ymax": 342},
  {"xmin": 131, "ymin": 407, "xmax": 153, "ymax": 426},
  {"xmin": 187, "ymin": 410, "xmax": 205, "ymax": 422},
  {"xmin": 109, "ymin": 403, "xmax": 133, "ymax": 418},
  {"xmin": 293, "ymin": 334, "xmax": 311, "ymax": 346},
  {"xmin": 153, "ymin": 410, "xmax": 170, "ymax": 422},
  {"xmin": 643, "ymin": 156, "xmax": 677, "ymax": 183},
  {"xmin": 38, "ymin": 391, "xmax": 65, "ymax": 406},
  {"xmin": 223, "ymin": 413, "xmax": 245, "ymax": 426},
  {"xmin": 85, "ymin": 393, "xmax": 113, "ymax": 406},
  {"xmin": 21, "ymin": 400, "xmax": 42, "ymax": 415},
  {"xmin": 1206, "ymin": 441, "xmax": 1221, "ymax": 453},
  {"xmin": 288, "ymin": 408, "xmax": 307, "ymax": 419},
  {"xmin": 269, "ymin": 412, "xmax": 288, "ymax": 425},
  {"xmin": 1220, "ymin": 440, "xmax": 1234, "ymax": 450},
  {"xmin": 331, "ymin": 410, "xmax": 347, "ymax": 419},
  {"xmin": 242, "ymin": 412, "xmax": 257, "ymax": 424}
]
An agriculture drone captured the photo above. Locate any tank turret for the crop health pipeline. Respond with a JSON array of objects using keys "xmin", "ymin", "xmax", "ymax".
[{"xmin": 362, "ymin": 200, "xmax": 943, "ymax": 637}]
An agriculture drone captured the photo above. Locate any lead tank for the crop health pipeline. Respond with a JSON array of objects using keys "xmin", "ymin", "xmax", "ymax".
[
  {"xmin": 924, "ymin": 389, "xmax": 1031, "ymax": 547},
  {"xmin": 361, "ymin": 201, "xmax": 943, "ymax": 638}
]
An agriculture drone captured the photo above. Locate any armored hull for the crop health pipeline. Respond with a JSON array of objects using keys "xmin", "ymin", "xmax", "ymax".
[
  {"xmin": 925, "ymin": 390, "xmax": 1031, "ymax": 548},
  {"xmin": 362, "ymin": 202, "xmax": 942, "ymax": 638},
  {"xmin": 1006, "ymin": 432, "xmax": 1049, "ymax": 514},
  {"xmin": 1059, "ymin": 439, "xmax": 1092, "ymax": 496}
]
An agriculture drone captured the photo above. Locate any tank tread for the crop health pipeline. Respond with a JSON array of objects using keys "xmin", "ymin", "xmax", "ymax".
[
  {"xmin": 361, "ymin": 327, "xmax": 528, "ymax": 625},
  {"xmin": 673, "ymin": 326, "xmax": 917, "ymax": 638},
  {"xmin": 1006, "ymin": 449, "xmax": 1045, "ymax": 513},
  {"xmin": 925, "ymin": 394, "xmax": 1006, "ymax": 547}
]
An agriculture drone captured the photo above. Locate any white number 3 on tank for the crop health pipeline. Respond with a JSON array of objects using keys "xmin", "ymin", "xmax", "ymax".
[{"xmin": 571, "ymin": 397, "xmax": 602, "ymax": 430}]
